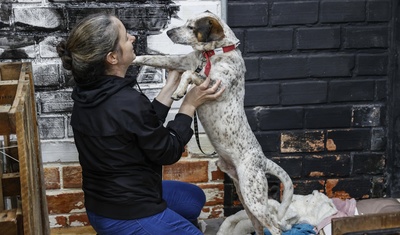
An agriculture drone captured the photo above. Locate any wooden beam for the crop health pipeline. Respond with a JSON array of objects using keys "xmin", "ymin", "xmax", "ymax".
[
  {"xmin": 2, "ymin": 173, "xmax": 21, "ymax": 197},
  {"xmin": 332, "ymin": 211, "xmax": 400, "ymax": 235},
  {"xmin": 50, "ymin": 226, "xmax": 97, "ymax": 235},
  {"xmin": 0, "ymin": 209, "xmax": 19, "ymax": 235}
]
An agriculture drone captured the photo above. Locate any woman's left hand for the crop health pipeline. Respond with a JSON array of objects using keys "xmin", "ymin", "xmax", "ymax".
[
  {"xmin": 155, "ymin": 70, "xmax": 182, "ymax": 107},
  {"xmin": 165, "ymin": 70, "xmax": 182, "ymax": 90}
]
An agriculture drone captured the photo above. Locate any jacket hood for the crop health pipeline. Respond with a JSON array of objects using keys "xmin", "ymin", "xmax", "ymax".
[{"xmin": 71, "ymin": 75, "xmax": 137, "ymax": 107}]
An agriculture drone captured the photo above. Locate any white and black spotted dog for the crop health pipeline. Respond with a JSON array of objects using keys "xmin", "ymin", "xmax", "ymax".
[{"xmin": 133, "ymin": 11, "xmax": 293, "ymax": 235}]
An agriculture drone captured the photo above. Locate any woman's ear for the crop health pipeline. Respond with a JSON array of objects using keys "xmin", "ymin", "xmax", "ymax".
[{"xmin": 106, "ymin": 51, "xmax": 118, "ymax": 65}]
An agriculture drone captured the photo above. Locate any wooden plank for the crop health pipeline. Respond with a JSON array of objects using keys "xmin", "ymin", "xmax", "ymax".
[
  {"xmin": 15, "ymin": 80, "xmax": 48, "ymax": 235},
  {"xmin": 0, "ymin": 155, "xmax": 3, "ymax": 212},
  {"xmin": 22, "ymin": 62, "xmax": 50, "ymax": 235},
  {"xmin": 0, "ymin": 209, "xmax": 19, "ymax": 235},
  {"xmin": 2, "ymin": 173, "xmax": 21, "ymax": 196},
  {"xmin": 0, "ymin": 63, "xmax": 22, "ymax": 81},
  {"xmin": 7, "ymin": 81, "xmax": 28, "ymax": 134},
  {"xmin": 26, "ymin": 61, "xmax": 49, "ymax": 235},
  {"xmin": 0, "ymin": 105, "xmax": 12, "ymax": 135},
  {"xmin": 0, "ymin": 80, "xmax": 18, "ymax": 106},
  {"xmin": 8, "ymin": 80, "xmax": 28, "ymax": 115},
  {"xmin": 332, "ymin": 211, "xmax": 400, "ymax": 235},
  {"xmin": 50, "ymin": 226, "xmax": 97, "ymax": 235},
  {"xmin": 15, "ymin": 88, "xmax": 34, "ymax": 235},
  {"xmin": 0, "ymin": 62, "xmax": 50, "ymax": 235}
]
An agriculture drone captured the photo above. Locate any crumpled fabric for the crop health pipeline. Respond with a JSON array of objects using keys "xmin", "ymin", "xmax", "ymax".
[
  {"xmin": 316, "ymin": 198, "xmax": 357, "ymax": 232},
  {"xmin": 291, "ymin": 190, "xmax": 338, "ymax": 226},
  {"xmin": 216, "ymin": 210, "xmax": 254, "ymax": 235},
  {"xmin": 264, "ymin": 224, "xmax": 316, "ymax": 235},
  {"xmin": 217, "ymin": 190, "xmax": 338, "ymax": 235}
]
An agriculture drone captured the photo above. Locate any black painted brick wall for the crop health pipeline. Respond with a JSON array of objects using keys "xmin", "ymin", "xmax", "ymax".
[
  {"xmin": 225, "ymin": 0, "xmax": 393, "ymax": 215},
  {"xmin": 0, "ymin": 0, "xmax": 395, "ymax": 217}
]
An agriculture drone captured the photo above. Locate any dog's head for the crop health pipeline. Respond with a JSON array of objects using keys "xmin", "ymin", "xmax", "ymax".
[{"xmin": 167, "ymin": 11, "xmax": 239, "ymax": 51}]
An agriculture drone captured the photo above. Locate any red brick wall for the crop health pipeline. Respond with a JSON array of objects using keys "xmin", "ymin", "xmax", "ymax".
[{"xmin": 43, "ymin": 152, "xmax": 225, "ymax": 227}]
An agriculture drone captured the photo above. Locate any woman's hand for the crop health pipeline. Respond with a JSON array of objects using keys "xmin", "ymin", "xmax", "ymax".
[
  {"xmin": 179, "ymin": 76, "xmax": 225, "ymax": 117},
  {"xmin": 155, "ymin": 70, "xmax": 182, "ymax": 107},
  {"xmin": 164, "ymin": 70, "xmax": 182, "ymax": 90}
]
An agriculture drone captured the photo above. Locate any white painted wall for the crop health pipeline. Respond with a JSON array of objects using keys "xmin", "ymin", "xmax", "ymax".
[{"xmin": 41, "ymin": 0, "xmax": 222, "ymax": 163}]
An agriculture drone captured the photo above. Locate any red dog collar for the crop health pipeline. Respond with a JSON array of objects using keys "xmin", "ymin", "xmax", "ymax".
[{"xmin": 201, "ymin": 42, "xmax": 240, "ymax": 76}]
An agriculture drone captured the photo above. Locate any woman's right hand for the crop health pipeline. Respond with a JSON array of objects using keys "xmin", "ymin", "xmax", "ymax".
[{"xmin": 178, "ymin": 76, "xmax": 225, "ymax": 117}]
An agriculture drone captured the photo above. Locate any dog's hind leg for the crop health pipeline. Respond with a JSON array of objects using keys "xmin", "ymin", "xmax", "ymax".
[
  {"xmin": 237, "ymin": 164, "xmax": 281, "ymax": 235},
  {"xmin": 217, "ymin": 158, "xmax": 265, "ymax": 234},
  {"xmin": 232, "ymin": 180, "xmax": 264, "ymax": 235},
  {"xmin": 171, "ymin": 71, "xmax": 205, "ymax": 100}
]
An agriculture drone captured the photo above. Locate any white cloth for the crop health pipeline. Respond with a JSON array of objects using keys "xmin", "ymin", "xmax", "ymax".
[
  {"xmin": 217, "ymin": 190, "xmax": 338, "ymax": 235},
  {"xmin": 217, "ymin": 210, "xmax": 254, "ymax": 235},
  {"xmin": 291, "ymin": 190, "xmax": 338, "ymax": 226}
]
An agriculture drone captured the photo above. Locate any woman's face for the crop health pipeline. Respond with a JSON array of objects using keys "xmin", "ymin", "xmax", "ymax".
[{"xmin": 114, "ymin": 17, "xmax": 136, "ymax": 70}]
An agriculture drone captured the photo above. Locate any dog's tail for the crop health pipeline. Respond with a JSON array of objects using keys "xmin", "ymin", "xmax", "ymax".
[{"xmin": 267, "ymin": 160, "xmax": 293, "ymax": 221}]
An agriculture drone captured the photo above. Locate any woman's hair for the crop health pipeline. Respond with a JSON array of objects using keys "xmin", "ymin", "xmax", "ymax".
[{"xmin": 56, "ymin": 13, "xmax": 120, "ymax": 84}]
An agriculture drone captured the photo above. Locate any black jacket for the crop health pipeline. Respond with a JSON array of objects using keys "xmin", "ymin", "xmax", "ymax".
[{"xmin": 70, "ymin": 75, "xmax": 193, "ymax": 220}]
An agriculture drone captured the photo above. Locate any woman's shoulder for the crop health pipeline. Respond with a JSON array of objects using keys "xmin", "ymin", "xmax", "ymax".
[
  {"xmin": 109, "ymin": 86, "xmax": 152, "ymax": 111},
  {"xmin": 119, "ymin": 86, "xmax": 150, "ymax": 101},
  {"xmin": 117, "ymin": 85, "xmax": 142, "ymax": 97}
]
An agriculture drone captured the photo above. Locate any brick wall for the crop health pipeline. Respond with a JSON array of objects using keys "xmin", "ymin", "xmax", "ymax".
[
  {"xmin": 0, "ymin": 0, "xmax": 398, "ymax": 230},
  {"xmin": 225, "ymin": 0, "xmax": 394, "ymax": 215}
]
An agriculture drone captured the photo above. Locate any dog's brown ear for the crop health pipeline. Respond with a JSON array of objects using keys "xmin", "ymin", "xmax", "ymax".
[{"xmin": 194, "ymin": 17, "xmax": 225, "ymax": 42}]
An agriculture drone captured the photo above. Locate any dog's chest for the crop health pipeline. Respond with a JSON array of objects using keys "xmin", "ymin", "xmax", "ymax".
[
  {"xmin": 193, "ymin": 50, "xmax": 241, "ymax": 77},
  {"xmin": 193, "ymin": 54, "xmax": 207, "ymax": 76}
]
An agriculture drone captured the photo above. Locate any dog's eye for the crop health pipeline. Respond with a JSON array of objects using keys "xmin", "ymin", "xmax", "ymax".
[{"xmin": 187, "ymin": 26, "xmax": 194, "ymax": 30}]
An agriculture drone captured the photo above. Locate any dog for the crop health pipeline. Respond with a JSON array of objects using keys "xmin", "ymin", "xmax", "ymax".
[{"xmin": 133, "ymin": 11, "xmax": 294, "ymax": 235}]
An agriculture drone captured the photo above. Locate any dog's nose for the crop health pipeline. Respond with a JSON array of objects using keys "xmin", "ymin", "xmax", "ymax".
[{"xmin": 166, "ymin": 29, "xmax": 173, "ymax": 37}]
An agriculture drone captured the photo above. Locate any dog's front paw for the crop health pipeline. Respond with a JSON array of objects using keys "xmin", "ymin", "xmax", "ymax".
[
  {"xmin": 132, "ymin": 56, "xmax": 147, "ymax": 65},
  {"xmin": 171, "ymin": 91, "xmax": 186, "ymax": 100}
]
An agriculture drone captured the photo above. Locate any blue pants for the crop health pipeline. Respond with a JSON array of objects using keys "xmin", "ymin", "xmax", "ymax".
[{"xmin": 87, "ymin": 180, "xmax": 206, "ymax": 235}]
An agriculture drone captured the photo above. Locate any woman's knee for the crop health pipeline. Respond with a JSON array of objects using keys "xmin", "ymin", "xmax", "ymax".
[
  {"xmin": 163, "ymin": 180, "xmax": 205, "ymax": 204},
  {"xmin": 162, "ymin": 180, "xmax": 206, "ymax": 219}
]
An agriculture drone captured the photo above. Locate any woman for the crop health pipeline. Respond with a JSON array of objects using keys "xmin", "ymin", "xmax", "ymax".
[{"xmin": 56, "ymin": 13, "xmax": 224, "ymax": 235}]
